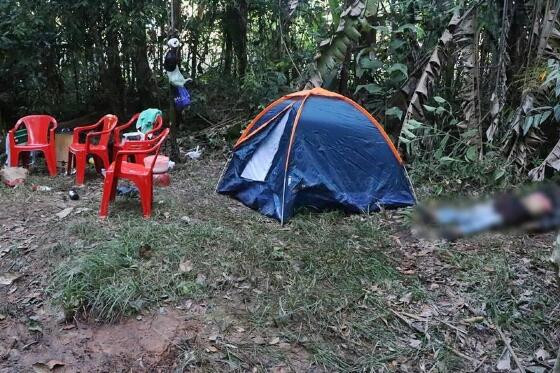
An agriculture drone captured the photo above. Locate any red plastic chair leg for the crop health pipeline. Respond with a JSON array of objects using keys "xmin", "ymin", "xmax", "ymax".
[
  {"xmin": 74, "ymin": 152, "xmax": 87, "ymax": 185},
  {"xmin": 99, "ymin": 172, "xmax": 115, "ymax": 218},
  {"xmin": 9, "ymin": 149, "xmax": 19, "ymax": 168},
  {"xmin": 101, "ymin": 153, "xmax": 111, "ymax": 171},
  {"xmin": 138, "ymin": 179, "xmax": 153, "ymax": 218},
  {"xmin": 109, "ymin": 176, "xmax": 118, "ymax": 201},
  {"xmin": 45, "ymin": 147, "xmax": 58, "ymax": 176}
]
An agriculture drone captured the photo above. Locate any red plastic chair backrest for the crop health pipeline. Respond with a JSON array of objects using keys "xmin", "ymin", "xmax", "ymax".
[
  {"xmin": 114, "ymin": 113, "xmax": 164, "ymax": 146},
  {"xmin": 97, "ymin": 115, "xmax": 118, "ymax": 147},
  {"xmin": 119, "ymin": 128, "xmax": 170, "ymax": 172},
  {"xmin": 146, "ymin": 115, "xmax": 164, "ymax": 138},
  {"xmin": 16, "ymin": 115, "xmax": 57, "ymax": 145}
]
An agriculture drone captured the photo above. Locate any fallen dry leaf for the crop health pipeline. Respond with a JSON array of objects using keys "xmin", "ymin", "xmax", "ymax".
[
  {"xmin": 32, "ymin": 363, "xmax": 50, "ymax": 373},
  {"xmin": 32, "ymin": 360, "xmax": 65, "ymax": 372},
  {"xmin": 497, "ymin": 350, "xmax": 512, "ymax": 371},
  {"xmin": 0, "ymin": 272, "xmax": 21, "ymax": 286},
  {"xmin": 179, "ymin": 259, "xmax": 193, "ymax": 273},
  {"xmin": 28, "ymin": 324, "xmax": 42, "ymax": 333},
  {"xmin": 55, "ymin": 207, "xmax": 74, "ymax": 219},
  {"xmin": 269, "ymin": 337, "xmax": 280, "ymax": 345},
  {"xmin": 206, "ymin": 346, "xmax": 218, "ymax": 353},
  {"xmin": 270, "ymin": 365, "xmax": 288, "ymax": 373},
  {"xmin": 462, "ymin": 316, "xmax": 484, "ymax": 324},
  {"xmin": 399, "ymin": 292, "xmax": 413, "ymax": 304},
  {"xmin": 409, "ymin": 338, "xmax": 422, "ymax": 349},
  {"xmin": 139, "ymin": 244, "xmax": 153, "ymax": 259},
  {"xmin": 196, "ymin": 273, "xmax": 207, "ymax": 286},
  {"xmin": 526, "ymin": 366, "xmax": 547, "ymax": 373},
  {"xmin": 534, "ymin": 347, "xmax": 550, "ymax": 361},
  {"xmin": 47, "ymin": 360, "xmax": 65, "ymax": 370}
]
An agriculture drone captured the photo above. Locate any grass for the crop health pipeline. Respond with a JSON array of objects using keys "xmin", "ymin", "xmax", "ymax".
[
  {"xmin": 47, "ymin": 203, "xmax": 436, "ymax": 370},
  {"xmin": 49, "ymin": 218, "xmax": 223, "ymax": 321},
  {"xmin": 3, "ymin": 158, "xmax": 559, "ymax": 371}
]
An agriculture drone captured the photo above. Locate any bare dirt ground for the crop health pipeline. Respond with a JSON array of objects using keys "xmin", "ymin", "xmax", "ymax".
[{"xmin": 1, "ymin": 156, "xmax": 559, "ymax": 372}]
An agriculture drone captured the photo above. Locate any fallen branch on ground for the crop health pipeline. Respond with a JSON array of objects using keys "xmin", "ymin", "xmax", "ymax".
[{"xmin": 495, "ymin": 324, "xmax": 525, "ymax": 373}]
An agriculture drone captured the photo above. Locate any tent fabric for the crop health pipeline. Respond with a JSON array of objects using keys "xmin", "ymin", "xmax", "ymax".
[{"xmin": 217, "ymin": 87, "xmax": 416, "ymax": 223}]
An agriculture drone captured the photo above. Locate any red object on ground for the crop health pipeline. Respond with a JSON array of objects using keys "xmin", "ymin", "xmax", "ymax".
[
  {"xmin": 8, "ymin": 115, "xmax": 58, "ymax": 176},
  {"xmin": 153, "ymin": 173, "xmax": 171, "ymax": 187},
  {"xmin": 99, "ymin": 128, "xmax": 170, "ymax": 218},
  {"xmin": 67, "ymin": 114, "xmax": 118, "ymax": 185},
  {"xmin": 113, "ymin": 113, "xmax": 163, "ymax": 163}
]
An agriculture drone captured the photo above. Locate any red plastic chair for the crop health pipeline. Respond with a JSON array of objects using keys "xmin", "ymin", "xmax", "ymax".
[
  {"xmin": 8, "ymin": 115, "xmax": 58, "ymax": 176},
  {"xmin": 67, "ymin": 114, "xmax": 118, "ymax": 185},
  {"xmin": 99, "ymin": 128, "xmax": 170, "ymax": 219},
  {"xmin": 113, "ymin": 113, "xmax": 164, "ymax": 159}
]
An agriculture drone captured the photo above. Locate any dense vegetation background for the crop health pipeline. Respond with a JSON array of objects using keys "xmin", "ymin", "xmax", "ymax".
[{"xmin": 3, "ymin": 0, "xmax": 560, "ymax": 186}]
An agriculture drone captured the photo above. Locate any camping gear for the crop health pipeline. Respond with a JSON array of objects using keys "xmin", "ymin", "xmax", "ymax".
[
  {"xmin": 164, "ymin": 37, "xmax": 188, "ymax": 87},
  {"xmin": 168, "ymin": 67, "xmax": 188, "ymax": 87},
  {"xmin": 99, "ymin": 128, "xmax": 170, "ymax": 218},
  {"xmin": 216, "ymin": 87, "xmax": 416, "ymax": 223},
  {"xmin": 67, "ymin": 114, "xmax": 118, "ymax": 185},
  {"xmin": 136, "ymin": 109, "xmax": 162, "ymax": 133},
  {"xmin": 116, "ymin": 184, "xmax": 139, "ymax": 198},
  {"xmin": 122, "ymin": 132, "xmax": 145, "ymax": 142},
  {"xmin": 113, "ymin": 112, "xmax": 163, "ymax": 157},
  {"xmin": 144, "ymin": 155, "xmax": 171, "ymax": 187},
  {"xmin": 68, "ymin": 189, "xmax": 79, "ymax": 200},
  {"xmin": 167, "ymin": 38, "xmax": 180, "ymax": 49},
  {"xmin": 164, "ymin": 45, "xmax": 178, "ymax": 71},
  {"xmin": 55, "ymin": 129, "xmax": 74, "ymax": 170},
  {"xmin": 143, "ymin": 155, "xmax": 170, "ymax": 174},
  {"xmin": 174, "ymin": 86, "xmax": 191, "ymax": 110},
  {"xmin": 8, "ymin": 115, "xmax": 58, "ymax": 176}
]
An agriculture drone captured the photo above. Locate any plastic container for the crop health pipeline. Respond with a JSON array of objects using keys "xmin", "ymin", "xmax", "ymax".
[
  {"xmin": 144, "ymin": 155, "xmax": 170, "ymax": 174},
  {"xmin": 153, "ymin": 173, "xmax": 170, "ymax": 187},
  {"xmin": 122, "ymin": 132, "xmax": 145, "ymax": 142}
]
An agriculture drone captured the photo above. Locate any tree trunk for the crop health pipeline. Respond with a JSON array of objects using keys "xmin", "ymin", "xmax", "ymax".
[
  {"xmin": 338, "ymin": 48, "xmax": 352, "ymax": 95},
  {"xmin": 223, "ymin": 0, "xmax": 248, "ymax": 78},
  {"xmin": 224, "ymin": 30, "xmax": 233, "ymax": 75},
  {"xmin": 134, "ymin": 3, "xmax": 154, "ymax": 110},
  {"xmin": 234, "ymin": 0, "xmax": 248, "ymax": 78},
  {"xmin": 191, "ymin": 34, "xmax": 198, "ymax": 80}
]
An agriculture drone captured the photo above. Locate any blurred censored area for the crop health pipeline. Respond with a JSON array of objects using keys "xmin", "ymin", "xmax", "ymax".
[{"xmin": 415, "ymin": 184, "xmax": 560, "ymax": 241}]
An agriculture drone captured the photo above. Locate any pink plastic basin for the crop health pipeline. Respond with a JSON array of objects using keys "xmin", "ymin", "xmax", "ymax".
[{"xmin": 144, "ymin": 155, "xmax": 169, "ymax": 174}]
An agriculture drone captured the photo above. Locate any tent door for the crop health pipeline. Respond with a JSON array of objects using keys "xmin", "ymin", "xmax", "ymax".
[{"xmin": 240, "ymin": 109, "xmax": 290, "ymax": 182}]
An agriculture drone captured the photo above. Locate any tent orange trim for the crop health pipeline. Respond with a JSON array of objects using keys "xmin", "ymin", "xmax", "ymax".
[
  {"xmin": 235, "ymin": 96, "xmax": 290, "ymax": 147},
  {"xmin": 235, "ymin": 87, "xmax": 402, "ymax": 164},
  {"xmin": 283, "ymin": 93, "xmax": 311, "ymax": 172},
  {"xmin": 234, "ymin": 103, "xmax": 294, "ymax": 149}
]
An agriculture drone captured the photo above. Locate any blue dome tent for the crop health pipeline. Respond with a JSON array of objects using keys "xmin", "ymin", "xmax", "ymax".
[{"xmin": 217, "ymin": 88, "xmax": 416, "ymax": 223}]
